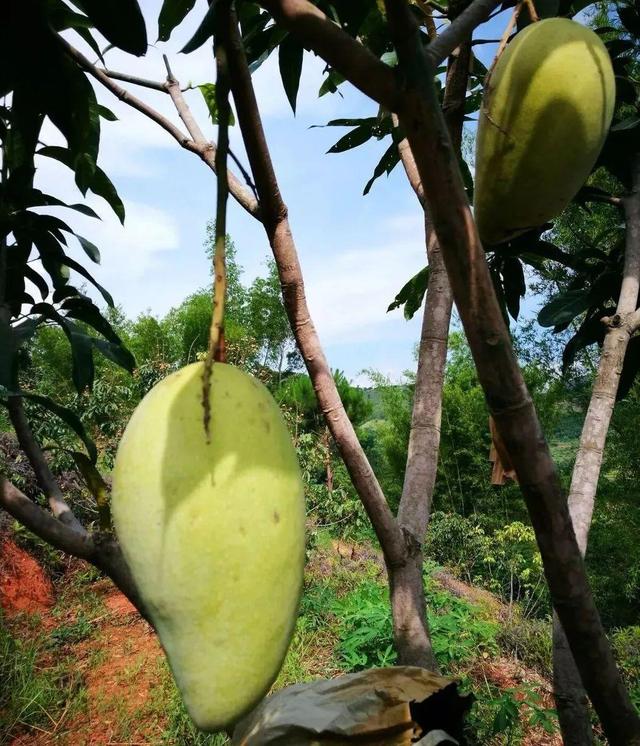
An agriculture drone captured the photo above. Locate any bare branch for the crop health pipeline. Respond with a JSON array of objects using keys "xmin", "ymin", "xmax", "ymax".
[
  {"xmin": 103, "ymin": 69, "xmax": 167, "ymax": 91},
  {"xmin": 397, "ymin": 37, "xmax": 469, "ymax": 539},
  {"xmin": 0, "ymin": 478, "xmax": 148, "ymax": 620},
  {"xmin": 59, "ymin": 37, "xmax": 260, "ymax": 219},
  {"xmin": 7, "ymin": 395, "xmax": 86, "ymax": 534},
  {"xmin": 424, "ymin": 0, "xmax": 501, "ymax": 66},
  {"xmin": 222, "ymin": 9, "xmax": 407, "ymax": 573},
  {"xmin": 1, "ymin": 477, "xmax": 92, "ymax": 557}
]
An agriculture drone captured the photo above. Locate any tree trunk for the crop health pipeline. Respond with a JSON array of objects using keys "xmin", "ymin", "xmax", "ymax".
[
  {"xmin": 389, "ymin": 538, "xmax": 438, "ymax": 670},
  {"xmin": 391, "ymin": 34, "xmax": 467, "ymax": 670},
  {"xmin": 553, "ymin": 157, "xmax": 640, "ymax": 744},
  {"xmin": 397, "ymin": 37, "xmax": 467, "ymax": 541},
  {"xmin": 323, "ymin": 427, "xmax": 334, "ymax": 494}
]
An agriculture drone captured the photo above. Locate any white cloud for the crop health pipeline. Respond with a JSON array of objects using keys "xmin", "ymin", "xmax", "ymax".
[{"xmin": 305, "ymin": 236, "xmax": 426, "ymax": 345}]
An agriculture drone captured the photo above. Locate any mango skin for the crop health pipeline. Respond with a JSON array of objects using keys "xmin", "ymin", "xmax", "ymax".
[
  {"xmin": 474, "ymin": 18, "xmax": 615, "ymax": 245},
  {"xmin": 111, "ymin": 362, "xmax": 305, "ymax": 732}
]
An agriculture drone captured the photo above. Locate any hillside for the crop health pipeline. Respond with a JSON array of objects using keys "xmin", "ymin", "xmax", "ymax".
[{"xmin": 1, "ymin": 527, "xmax": 561, "ymax": 745}]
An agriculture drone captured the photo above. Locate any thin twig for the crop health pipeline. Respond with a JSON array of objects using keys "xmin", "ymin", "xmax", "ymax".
[
  {"xmin": 60, "ymin": 36, "xmax": 260, "ymax": 218},
  {"xmin": 7, "ymin": 396, "xmax": 86, "ymax": 534},
  {"xmin": 202, "ymin": 1, "xmax": 232, "ymax": 437},
  {"xmin": 103, "ymin": 69, "xmax": 167, "ymax": 91}
]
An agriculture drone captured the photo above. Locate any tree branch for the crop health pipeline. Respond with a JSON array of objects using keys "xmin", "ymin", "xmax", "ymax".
[
  {"xmin": 0, "ymin": 478, "xmax": 148, "ymax": 620},
  {"xmin": 424, "ymin": 0, "xmax": 501, "ymax": 66},
  {"xmin": 103, "ymin": 69, "xmax": 167, "ymax": 91},
  {"xmin": 7, "ymin": 395, "xmax": 85, "ymax": 534},
  {"xmin": 257, "ymin": 0, "xmax": 400, "ymax": 111},
  {"xmin": 380, "ymin": 0, "xmax": 640, "ymax": 741},
  {"xmin": 223, "ymin": 8, "xmax": 407, "ymax": 570},
  {"xmin": 257, "ymin": 0, "xmax": 500, "ymax": 111},
  {"xmin": 553, "ymin": 155, "xmax": 640, "ymax": 742},
  {"xmin": 59, "ymin": 37, "xmax": 260, "ymax": 219},
  {"xmin": 397, "ymin": 35, "xmax": 469, "ymax": 540}
]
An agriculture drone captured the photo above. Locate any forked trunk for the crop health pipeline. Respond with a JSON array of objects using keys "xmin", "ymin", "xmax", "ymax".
[{"xmin": 553, "ymin": 157, "xmax": 640, "ymax": 744}]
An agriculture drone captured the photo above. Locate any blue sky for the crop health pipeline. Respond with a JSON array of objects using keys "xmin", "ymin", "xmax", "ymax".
[{"xmin": 37, "ymin": 1, "xmax": 531, "ymax": 384}]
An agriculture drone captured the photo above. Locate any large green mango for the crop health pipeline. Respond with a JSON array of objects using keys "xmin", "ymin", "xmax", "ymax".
[
  {"xmin": 112, "ymin": 362, "xmax": 305, "ymax": 731},
  {"xmin": 474, "ymin": 18, "xmax": 615, "ymax": 245}
]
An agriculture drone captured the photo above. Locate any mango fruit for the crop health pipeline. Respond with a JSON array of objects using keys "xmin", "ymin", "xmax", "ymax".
[
  {"xmin": 474, "ymin": 18, "xmax": 615, "ymax": 245},
  {"xmin": 111, "ymin": 362, "xmax": 305, "ymax": 732}
]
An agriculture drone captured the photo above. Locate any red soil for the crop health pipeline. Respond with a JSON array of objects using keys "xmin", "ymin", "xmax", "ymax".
[{"xmin": 0, "ymin": 537, "xmax": 55, "ymax": 616}]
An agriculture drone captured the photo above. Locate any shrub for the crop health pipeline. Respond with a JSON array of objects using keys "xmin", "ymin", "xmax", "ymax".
[
  {"xmin": 425, "ymin": 513, "xmax": 548, "ymax": 616},
  {"xmin": 496, "ymin": 615, "xmax": 553, "ymax": 678}
]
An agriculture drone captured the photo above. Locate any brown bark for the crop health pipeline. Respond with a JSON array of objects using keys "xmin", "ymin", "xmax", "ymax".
[
  {"xmin": 323, "ymin": 427, "xmax": 334, "ymax": 494},
  {"xmin": 391, "ymin": 37, "xmax": 470, "ymax": 666},
  {"xmin": 222, "ymin": 11, "xmax": 407, "ymax": 572},
  {"xmin": 256, "ymin": 0, "xmax": 640, "ymax": 738},
  {"xmin": 553, "ymin": 158, "xmax": 640, "ymax": 744},
  {"xmin": 7, "ymin": 395, "xmax": 85, "ymax": 533}
]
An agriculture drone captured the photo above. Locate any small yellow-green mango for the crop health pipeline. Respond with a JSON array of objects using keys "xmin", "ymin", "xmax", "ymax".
[
  {"xmin": 474, "ymin": 18, "xmax": 615, "ymax": 245},
  {"xmin": 111, "ymin": 362, "xmax": 305, "ymax": 732}
]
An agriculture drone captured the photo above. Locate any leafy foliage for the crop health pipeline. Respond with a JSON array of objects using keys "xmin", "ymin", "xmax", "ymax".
[{"xmin": 1, "ymin": 0, "xmax": 144, "ymax": 464}]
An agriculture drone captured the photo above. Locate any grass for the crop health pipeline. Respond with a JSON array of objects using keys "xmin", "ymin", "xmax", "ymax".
[
  {"xmin": 1, "ymin": 540, "xmax": 562, "ymax": 745},
  {"xmin": 0, "ymin": 615, "xmax": 71, "ymax": 744}
]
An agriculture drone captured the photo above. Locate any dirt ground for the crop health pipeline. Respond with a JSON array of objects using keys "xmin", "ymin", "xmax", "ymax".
[{"xmin": 1, "ymin": 535, "xmax": 562, "ymax": 745}]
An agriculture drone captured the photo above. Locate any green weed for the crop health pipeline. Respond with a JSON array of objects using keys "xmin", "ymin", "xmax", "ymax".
[{"xmin": 0, "ymin": 617, "xmax": 66, "ymax": 743}]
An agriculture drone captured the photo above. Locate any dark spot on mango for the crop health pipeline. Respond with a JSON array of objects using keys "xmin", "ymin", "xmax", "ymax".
[{"xmin": 273, "ymin": 511, "xmax": 280, "ymax": 524}]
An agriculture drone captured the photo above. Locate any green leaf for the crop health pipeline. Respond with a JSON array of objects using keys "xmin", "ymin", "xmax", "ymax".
[
  {"xmin": 98, "ymin": 105, "xmax": 118, "ymax": 122},
  {"xmin": 363, "ymin": 142, "xmax": 400, "ymax": 195},
  {"xmin": 245, "ymin": 24, "xmax": 287, "ymax": 73},
  {"xmin": 92, "ymin": 338, "xmax": 136, "ymax": 372},
  {"xmin": 612, "ymin": 115, "xmax": 640, "ymax": 131},
  {"xmin": 76, "ymin": 235, "xmax": 101, "ymax": 264},
  {"xmin": 52, "ymin": 286, "xmax": 85, "ymax": 304},
  {"xmin": 319, "ymin": 69, "xmax": 345, "ymax": 97},
  {"xmin": 39, "ymin": 146, "xmax": 125, "ymax": 223},
  {"xmin": 459, "ymin": 156, "xmax": 474, "ymax": 202},
  {"xmin": 60, "ymin": 257, "xmax": 114, "ymax": 306},
  {"xmin": 322, "ymin": 117, "xmax": 378, "ymax": 128},
  {"xmin": 387, "ymin": 267, "xmax": 430, "ymax": 320},
  {"xmin": 74, "ymin": 152, "xmax": 97, "ymax": 195},
  {"xmin": 198, "ymin": 84, "xmax": 235, "ymax": 125},
  {"xmin": 29, "ymin": 303, "xmax": 95, "ymax": 393},
  {"xmin": 327, "ymin": 124, "xmax": 375, "ymax": 154},
  {"xmin": 68, "ymin": 330, "xmax": 95, "ymax": 392},
  {"xmin": 23, "ymin": 189, "xmax": 101, "ymax": 219},
  {"xmin": 181, "ymin": 0, "xmax": 217, "ymax": 53},
  {"xmin": 75, "ymin": 0, "xmax": 147, "ymax": 55},
  {"xmin": 20, "ymin": 392, "xmax": 98, "ymax": 463},
  {"xmin": 617, "ymin": 337, "xmax": 640, "ymax": 400},
  {"xmin": 538, "ymin": 289, "xmax": 591, "ymax": 328},
  {"xmin": 562, "ymin": 310, "xmax": 611, "ymax": 372},
  {"xmin": 158, "ymin": 0, "xmax": 196, "ymax": 41},
  {"xmin": 90, "ymin": 166, "xmax": 125, "ymax": 224},
  {"xmin": 619, "ymin": 5, "xmax": 640, "ymax": 36},
  {"xmin": 278, "ymin": 35, "xmax": 304, "ymax": 114},
  {"xmin": 502, "ymin": 257, "xmax": 525, "ymax": 320},
  {"xmin": 75, "ymin": 26, "xmax": 106, "ymax": 63},
  {"xmin": 24, "ymin": 266, "xmax": 49, "ymax": 300},
  {"xmin": 31, "ymin": 229, "xmax": 69, "ymax": 289},
  {"xmin": 380, "ymin": 50, "xmax": 398, "ymax": 67},
  {"xmin": 61, "ymin": 297, "xmax": 120, "ymax": 342}
]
